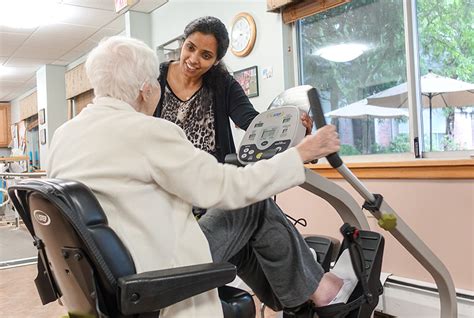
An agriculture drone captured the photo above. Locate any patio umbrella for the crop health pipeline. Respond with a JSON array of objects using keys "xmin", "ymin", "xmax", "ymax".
[
  {"xmin": 325, "ymin": 99, "xmax": 409, "ymax": 119},
  {"xmin": 326, "ymin": 99, "xmax": 408, "ymax": 153},
  {"xmin": 366, "ymin": 71, "xmax": 474, "ymax": 150}
]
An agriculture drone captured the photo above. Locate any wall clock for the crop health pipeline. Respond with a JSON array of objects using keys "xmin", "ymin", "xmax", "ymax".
[{"xmin": 230, "ymin": 12, "xmax": 257, "ymax": 57}]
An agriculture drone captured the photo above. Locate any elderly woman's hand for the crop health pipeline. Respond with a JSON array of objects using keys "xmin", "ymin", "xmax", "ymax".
[
  {"xmin": 301, "ymin": 112, "xmax": 313, "ymax": 135},
  {"xmin": 295, "ymin": 125, "xmax": 340, "ymax": 163}
]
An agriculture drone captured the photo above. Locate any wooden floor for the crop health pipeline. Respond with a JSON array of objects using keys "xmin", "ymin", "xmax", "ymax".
[
  {"xmin": 0, "ymin": 223, "xmax": 376, "ymax": 318},
  {"xmin": 0, "ymin": 264, "xmax": 391, "ymax": 318},
  {"xmin": 0, "ymin": 264, "xmax": 67, "ymax": 318}
]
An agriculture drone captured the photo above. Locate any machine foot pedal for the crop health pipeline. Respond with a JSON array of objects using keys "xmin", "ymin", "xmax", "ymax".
[
  {"xmin": 314, "ymin": 224, "xmax": 385, "ymax": 318},
  {"xmin": 304, "ymin": 235, "xmax": 340, "ymax": 272}
]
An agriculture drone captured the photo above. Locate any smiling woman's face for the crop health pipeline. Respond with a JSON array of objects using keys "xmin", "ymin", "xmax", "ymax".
[{"xmin": 179, "ymin": 31, "xmax": 218, "ymax": 80}]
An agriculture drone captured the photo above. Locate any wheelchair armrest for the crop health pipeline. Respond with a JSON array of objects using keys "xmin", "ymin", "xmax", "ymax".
[{"xmin": 118, "ymin": 262, "xmax": 236, "ymax": 315}]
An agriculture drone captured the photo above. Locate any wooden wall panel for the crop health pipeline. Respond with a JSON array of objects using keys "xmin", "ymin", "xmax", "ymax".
[
  {"xmin": 282, "ymin": 0, "xmax": 351, "ymax": 23},
  {"xmin": 65, "ymin": 63, "xmax": 92, "ymax": 99},
  {"xmin": 74, "ymin": 89, "xmax": 94, "ymax": 115},
  {"xmin": 19, "ymin": 91, "xmax": 37, "ymax": 120}
]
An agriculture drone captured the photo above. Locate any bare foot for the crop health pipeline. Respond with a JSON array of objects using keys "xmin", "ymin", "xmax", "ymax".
[{"xmin": 311, "ymin": 272, "xmax": 343, "ymax": 307}]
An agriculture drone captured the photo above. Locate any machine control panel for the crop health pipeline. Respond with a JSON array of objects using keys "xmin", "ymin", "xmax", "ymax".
[{"xmin": 238, "ymin": 106, "xmax": 306, "ymax": 165}]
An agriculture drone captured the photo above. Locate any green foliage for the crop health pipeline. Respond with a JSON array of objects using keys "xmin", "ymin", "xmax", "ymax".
[
  {"xmin": 388, "ymin": 133, "xmax": 410, "ymax": 153},
  {"xmin": 370, "ymin": 143, "xmax": 388, "ymax": 154},
  {"xmin": 339, "ymin": 144, "xmax": 362, "ymax": 156},
  {"xmin": 299, "ymin": 0, "xmax": 406, "ymax": 108},
  {"xmin": 417, "ymin": 0, "xmax": 474, "ymax": 82},
  {"xmin": 299, "ymin": 0, "xmax": 473, "ymax": 154},
  {"xmin": 368, "ymin": 133, "xmax": 410, "ymax": 154},
  {"xmin": 441, "ymin": 135, "xmax": 463, "ymax": 151}
]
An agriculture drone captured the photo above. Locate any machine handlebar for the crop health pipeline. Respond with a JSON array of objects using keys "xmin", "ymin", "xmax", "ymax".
[{"xmin": 307, "ymin": 88, "xmax": 343, "ymax": 168}]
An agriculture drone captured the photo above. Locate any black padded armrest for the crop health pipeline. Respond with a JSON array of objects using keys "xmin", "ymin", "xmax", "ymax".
[{"xmin": 118, "ymin": 262, "xmax": 236, "ymax": 315}]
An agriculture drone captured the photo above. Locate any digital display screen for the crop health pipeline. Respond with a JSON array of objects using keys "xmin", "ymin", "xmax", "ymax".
[
  {"xmin": 283, "ymin": 117, "xmax": 291, "ymax": 123},
  {"xmin": 261, "ymin": 128, "xmax": 276, "ymax": 140}
]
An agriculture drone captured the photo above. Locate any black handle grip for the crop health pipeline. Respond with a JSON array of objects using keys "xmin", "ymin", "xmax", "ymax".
[
  {"xmin": 224, "ymin": 153, "xmax": 244, "ymax": 166},
  {"xmin": 307, "ymin": 88, "xmax": 343, "ymax": 168}
]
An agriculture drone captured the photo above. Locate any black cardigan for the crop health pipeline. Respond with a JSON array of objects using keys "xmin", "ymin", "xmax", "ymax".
[{"xmin": 154, "ymin": 62, "xmax": 259, "ymax": 163}]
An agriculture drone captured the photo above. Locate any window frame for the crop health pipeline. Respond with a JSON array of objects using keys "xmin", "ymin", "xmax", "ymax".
[{"xmin": 291, "ymin": 0, "xmax": 473, "ymax": 164}]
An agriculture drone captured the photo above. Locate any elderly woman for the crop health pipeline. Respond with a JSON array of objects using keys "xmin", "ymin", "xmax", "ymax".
[{"xmin": 47, "ymin": 36, "xmax": 355, "ymax": 318}]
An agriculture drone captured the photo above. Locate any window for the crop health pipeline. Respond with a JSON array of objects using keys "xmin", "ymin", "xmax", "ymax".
[
  {"xmin": 297, "ymin": 0, "xmax": 474, "ymax": 157},
  {"xmin": 416, "ymin": 0, "xmax": 474, "ymax": 152}
]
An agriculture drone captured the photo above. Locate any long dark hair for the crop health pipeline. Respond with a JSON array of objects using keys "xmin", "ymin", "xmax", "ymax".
[{"xmin": 183, "ymin": 16, "xmax": 231, "ymax": 91}]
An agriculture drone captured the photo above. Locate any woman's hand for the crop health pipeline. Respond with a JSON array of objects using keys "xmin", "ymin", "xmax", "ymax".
[
  {"xmin": 301, "ymin": 112, "xmax": 313, "ymax": 135},
  {"xmin": 295, "ymin": 125, "xmax": 340, "ymax": 163}
]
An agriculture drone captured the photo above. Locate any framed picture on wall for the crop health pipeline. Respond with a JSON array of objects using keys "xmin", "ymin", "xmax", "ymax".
[
  {"xmin": 40, "ymin": 128, "xmax": 47, "ymax": 145},
  {"xmin": 233, "ymin": 66, "xmax": 259, "ymax": 98},
  {"xmin": 39, "ymin": 108, "xmax": 46, "ymax": 125}
]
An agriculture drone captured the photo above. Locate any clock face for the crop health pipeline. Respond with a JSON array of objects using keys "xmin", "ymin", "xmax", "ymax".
[
  {"xmin": 230, "ymin": 13, "xmax": 256, "ymax": 57},
  {"xmin": 232, "ymin": 17, "xmax": 251, "ymax": 52}
]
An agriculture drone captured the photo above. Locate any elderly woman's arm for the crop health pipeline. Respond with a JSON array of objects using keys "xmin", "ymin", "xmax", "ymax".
[{"xmin": 144, "ymin": 119, "xmax": 305, "ymax": 210}]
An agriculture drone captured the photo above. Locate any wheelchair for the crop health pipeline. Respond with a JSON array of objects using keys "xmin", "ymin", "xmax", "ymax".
[{"xmin": 8, "ymin": 178, "xmax": 255, "ymax": 318}]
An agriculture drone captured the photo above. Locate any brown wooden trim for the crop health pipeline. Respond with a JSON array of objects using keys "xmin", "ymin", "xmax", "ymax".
[
  {"xmin": 282, "ymin": 0, "xmax": 351, "ymax": 24},
  {"xmin": 305, "ymin": 159, "xmax": 474, "ymax": 179}
]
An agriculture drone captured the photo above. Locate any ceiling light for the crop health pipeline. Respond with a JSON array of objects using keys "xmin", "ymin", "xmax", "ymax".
[
  {"xmin": 0, "ymin": 66, "xmax": 14, "ymax": 77},
  {"xmin": 315, "ymin": 43, "xmax": 368, "ymax": 63},
  {"xmin": 0, "ymin": 0, "xmax": 62, "ymax": 29}
]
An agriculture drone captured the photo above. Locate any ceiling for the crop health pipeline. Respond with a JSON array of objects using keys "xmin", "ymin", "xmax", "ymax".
[{"xmin": 0, "ymin": 0, "xmax": 168, "ymax": 102}]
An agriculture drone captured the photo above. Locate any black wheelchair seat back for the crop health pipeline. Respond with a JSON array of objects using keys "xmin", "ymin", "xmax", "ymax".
[{"xmin": 9, "ymin": 179, "xmax": 136, "ymax": 317}]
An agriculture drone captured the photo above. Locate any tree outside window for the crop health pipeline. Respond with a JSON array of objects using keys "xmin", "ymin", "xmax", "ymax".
[{"xmin": 297, "ymin": 0, "xmax": 473, "ymax": 155}]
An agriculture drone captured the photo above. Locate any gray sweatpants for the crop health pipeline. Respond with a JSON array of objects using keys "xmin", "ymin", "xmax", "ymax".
[{"xmin": 198, "ymin": 198, "xmax": 324, "ymax": 310}]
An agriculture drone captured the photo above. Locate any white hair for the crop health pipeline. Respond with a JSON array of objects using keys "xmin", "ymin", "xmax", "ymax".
[{"xmin": 85, "ymin": 36, "xmax": 159, "ymax": 105}]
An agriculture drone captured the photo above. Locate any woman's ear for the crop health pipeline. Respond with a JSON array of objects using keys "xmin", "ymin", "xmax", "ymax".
[{"xmin": 140, "ymin": 83, "xmax": 152, "ymax": 101}]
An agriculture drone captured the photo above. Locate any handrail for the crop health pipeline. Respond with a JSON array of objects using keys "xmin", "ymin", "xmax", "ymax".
[{"xmin": 0, "ymin": 172, "xmax": 47, "ymax": 178}]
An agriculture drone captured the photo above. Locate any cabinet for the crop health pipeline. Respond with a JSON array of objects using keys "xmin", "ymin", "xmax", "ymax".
[{"xmin": 0, "ymin": 103, "xmax": 12, "ymax": 147}]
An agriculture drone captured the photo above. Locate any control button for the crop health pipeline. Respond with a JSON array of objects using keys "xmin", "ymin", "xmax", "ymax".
[
  {"xmin": 241, "ymin": 153, "xmax": 248, "ymax": 159},
  {"xmin": 261, "ymin": 141, "xmax": 269, "ymax": 146},
  {"xmin": 256, "ymin": 152, "xmax": 263, "ymax": 159},
  {"xmin": 249, "ymin": 150, "xmax": 255, "ymax": 155},
  {"xmin": 243, "ymin": 148, "xmax": 249, "ymax": 153}
]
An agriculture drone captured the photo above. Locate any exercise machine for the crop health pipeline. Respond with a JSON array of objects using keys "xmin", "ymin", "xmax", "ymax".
[{"xmin": 233, "ymin": 85, "xmax": 457, "ymax": 318}]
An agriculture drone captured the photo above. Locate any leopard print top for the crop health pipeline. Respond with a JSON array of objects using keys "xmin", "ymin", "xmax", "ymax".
[{"xmin": 161, "ymin": 83, "xmax": 217, "ymax": 157}]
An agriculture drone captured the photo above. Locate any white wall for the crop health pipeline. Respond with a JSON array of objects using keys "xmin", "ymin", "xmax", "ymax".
[
  {"xmin": 276, "ymin": 179, "xmax": 474, "ymax": 292},
  {"xmin": 36, "ymin": 65, "xmax": 68, "ymax": 169},
  {"xmin": 150, "ymin": 0, "xmax": 292, "ymax": 144}
]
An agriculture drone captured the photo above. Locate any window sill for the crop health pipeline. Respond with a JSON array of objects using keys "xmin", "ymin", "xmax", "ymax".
[{"xmin": 305, "ymin": 159, "xmax": 474, "ymax": 179}]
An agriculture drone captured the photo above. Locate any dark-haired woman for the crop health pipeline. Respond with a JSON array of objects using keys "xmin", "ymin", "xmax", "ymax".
[{"xmin": 153, "ymin": 16, "xmax": 350, "ymax": 313}]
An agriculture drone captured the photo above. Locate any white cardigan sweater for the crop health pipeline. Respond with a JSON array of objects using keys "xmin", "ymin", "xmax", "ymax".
[{"xmin": 47, "ymin": 97, "xmax": 306, "ymax": 317}]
